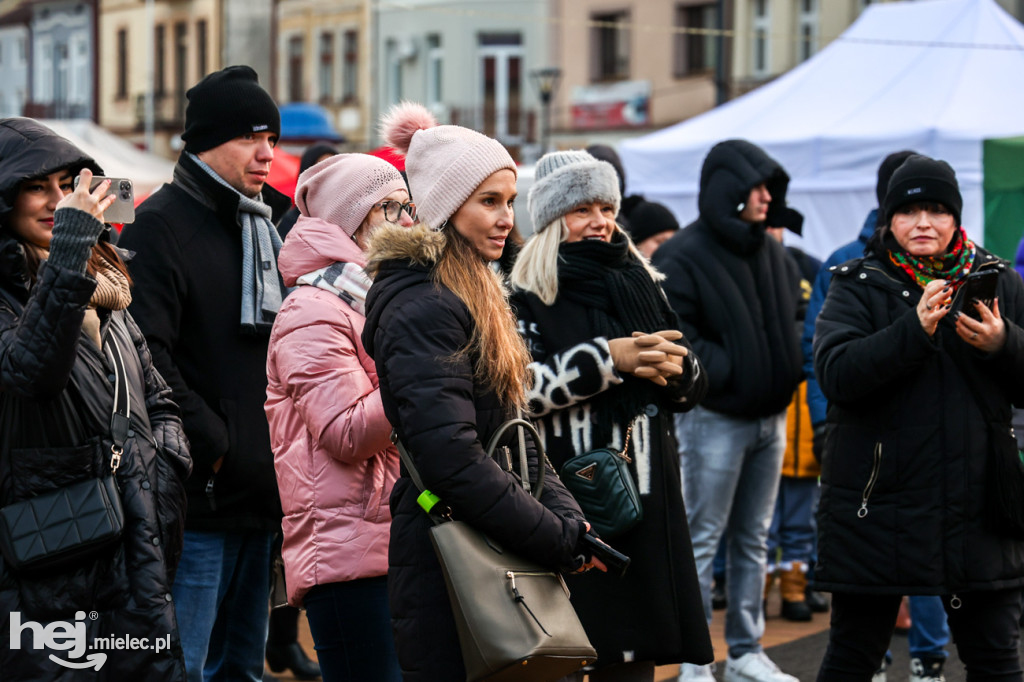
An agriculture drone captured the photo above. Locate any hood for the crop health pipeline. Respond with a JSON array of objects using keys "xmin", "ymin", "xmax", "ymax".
[
  {"xmin": 697, "ymin": 139, "xmax": 802, "ymax": 254},
  {"xmin": 361, "ymin": 222, "xmax": 445, "ymax": 358},
  {"xmin": 0, "ymin": 118, "xmax": 102, "ymax": 218},
  {"xmin": 277, "ymin": 215, "xmax": 366, "ymax": 286}
]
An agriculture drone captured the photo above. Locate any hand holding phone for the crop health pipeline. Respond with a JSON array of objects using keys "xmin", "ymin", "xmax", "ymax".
[
  {"xmin": 950, "ymin": 269, "xmax": 999, "ymax": 322},
  {"xmin": 72, "ymin": 174, "xmax": 135, "ymax": 224},
  {"xmin": 581, "ymin": 533, "xmax": 630, "ymax": 578}
]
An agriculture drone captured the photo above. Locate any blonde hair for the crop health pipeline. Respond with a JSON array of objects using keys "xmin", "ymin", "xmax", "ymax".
[
  {"xmin": 511, "ymin": 221, "xmax": 665, "ymax": 305},
  {"xmin": 434, "ymin": 225, "xmax": 531, "ymax": 410}
]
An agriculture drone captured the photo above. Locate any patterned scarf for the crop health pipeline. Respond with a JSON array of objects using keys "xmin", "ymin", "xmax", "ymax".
[
  {"xmin": 887, "ymin": 226, "xmax": 976, "ymax": 291},
  {"xmin": 90, "ymin": 254, "xmax": 132, "ymax": 311},
  {"xmin": 187, "ymin": 152, "xmax": 288, "ymax": 335},
  {"xmin": 296, "ymin": 261, "xmax": 372, "ymax": 316}
]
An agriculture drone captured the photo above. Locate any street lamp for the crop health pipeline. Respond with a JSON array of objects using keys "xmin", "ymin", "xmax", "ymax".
[{"xmin": 530, "ymin": 67, "xmax": 561, "ymax": 154}]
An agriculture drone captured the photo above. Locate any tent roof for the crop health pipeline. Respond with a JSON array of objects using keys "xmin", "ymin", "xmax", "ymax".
[
  {"xmin": 39, "ymin": 119, "xmax": 175, "ymax": 200},
  {"xmin": 279, "ymin": 103, "xmax": 344, "ymax": 142},
  {"xmin": 619, "ymin": 0, "xmax": 1024, "ymax": 243}
]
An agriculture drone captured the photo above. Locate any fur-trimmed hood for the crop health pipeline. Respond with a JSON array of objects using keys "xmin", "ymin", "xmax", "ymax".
[{"xmin": 364, "ymin": 221, "xmax": 445, "ymax": 278}]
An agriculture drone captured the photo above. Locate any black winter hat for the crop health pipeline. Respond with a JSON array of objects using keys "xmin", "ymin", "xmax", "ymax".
[
  {"xmin": 883, "ymin": 154, "xmax": 962, "ymax": 227},
  {"xmin": 626, "ymin": 201, "xmax": 680, "ymax": 244},
  {"xmin": 875, "ymin": 149, "xmax": 916, "ymax": 207},
  {"xmin": 299, "ymin": 141, "xmax": 340, "ymax": 174},
  {"xmin": 181, "ymin": 66, "xmax": 280, "ymax": 153}
]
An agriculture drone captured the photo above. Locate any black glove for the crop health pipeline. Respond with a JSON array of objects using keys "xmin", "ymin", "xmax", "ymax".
[{"xmin": 812, "ymin": 423, "xmax": 827, "ymax": 463}]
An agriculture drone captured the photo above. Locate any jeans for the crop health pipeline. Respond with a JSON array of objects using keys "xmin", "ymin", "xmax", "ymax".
[
  {"xmin": 172, "ymin": 529, "xmax": 275, "ymax": 682},
  {"xmin": 819, "ymin": 591, "xmax": 1022, "ymax": 682},
  {"xmin": 908, "ymin": 596, "xmax": 950, "ymax": 659},
  {"xmin": 303, "ymin": 577, "xmax": 402, "ymax": 682},
  {"xmin": 677, "ymin": 406, "xmax": 787, "ymax": 658},
  {"xmin": 767, "ymin": 476, "xmax": 820, "ymax": 566}
]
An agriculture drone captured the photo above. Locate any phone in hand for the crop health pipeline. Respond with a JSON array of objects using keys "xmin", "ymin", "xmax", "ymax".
[
  {"xmin": 72, "ymin": 176, "xmax": 135, "ymax": 225},
  {"xmin": 581, "ymin": 533, "xmax": 630, "ymax": 578},
  {"xmin": 950, "ymin": 269, "xmax": 999, "ymax": 321}
]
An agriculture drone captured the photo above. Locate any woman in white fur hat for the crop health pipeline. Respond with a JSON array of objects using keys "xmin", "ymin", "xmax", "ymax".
[{"xmin": 509, "ymin": 150, "xmax": 714, "ymax": 681}]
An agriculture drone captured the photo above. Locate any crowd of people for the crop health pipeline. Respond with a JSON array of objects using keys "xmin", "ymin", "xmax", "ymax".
[{"xmin": 1, "ymin": 63, "xmax": 1023, "ymax": 682}]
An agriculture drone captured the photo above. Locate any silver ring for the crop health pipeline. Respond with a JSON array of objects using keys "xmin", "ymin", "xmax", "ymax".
[
  {"xmin": 925, "ymin": 303, "xmax": 932, "ymax": 311},
  {"xmin": 972, "ymin": 332, "xmax": 979, "ymax": 340}
]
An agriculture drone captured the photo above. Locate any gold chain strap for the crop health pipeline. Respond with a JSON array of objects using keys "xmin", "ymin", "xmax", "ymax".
[{"xmin": 619, "ymin": 420, "xmax": 637, "ymax": 463}]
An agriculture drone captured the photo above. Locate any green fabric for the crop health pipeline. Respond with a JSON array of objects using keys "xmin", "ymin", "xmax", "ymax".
[{"xmin": 983, "ymin": 136, "xmax": 1024, "ymax": 261}]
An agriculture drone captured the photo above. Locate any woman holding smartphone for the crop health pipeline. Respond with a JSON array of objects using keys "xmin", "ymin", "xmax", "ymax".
[{"xmin": 813, "ymin": 155, "xmax": 1024, "ymax": 680}]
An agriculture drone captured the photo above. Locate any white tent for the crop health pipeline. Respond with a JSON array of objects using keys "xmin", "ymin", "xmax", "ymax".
[
  {"xmin": 39, "ymin": 119, "xmax": 175, "ymax": 200},
  {"xmin": 618, "ymin": 0, "xmax": 1024, "ymax": 260}
]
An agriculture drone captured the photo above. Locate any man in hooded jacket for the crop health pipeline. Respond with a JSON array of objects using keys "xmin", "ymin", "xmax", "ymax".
[{"xmin": 653, "ymin": 139, "xmax": 803, "ymax": 682}]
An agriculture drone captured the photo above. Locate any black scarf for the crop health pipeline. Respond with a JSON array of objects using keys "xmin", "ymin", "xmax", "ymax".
[{"xmin": 553, "ymin": 233, "xmax": 679, "ymax": 433}]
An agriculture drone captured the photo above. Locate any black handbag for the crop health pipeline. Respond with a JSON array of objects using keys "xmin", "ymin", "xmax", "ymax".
[
  {"xmin": 0, "ymin": 337, "xmax": 131, "ymax": 572},
  {"xmin": 394, "ymin": 418, "xmax": 596, "ymax": 682},
  {"xmin": 559, "ymin": 420, "xmax": 642, "ymax": 539}
]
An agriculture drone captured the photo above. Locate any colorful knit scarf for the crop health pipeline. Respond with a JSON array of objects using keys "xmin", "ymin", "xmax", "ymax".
[{"xmin": 887, "ymin": 226, "xmax": 976, "ymax": 291}]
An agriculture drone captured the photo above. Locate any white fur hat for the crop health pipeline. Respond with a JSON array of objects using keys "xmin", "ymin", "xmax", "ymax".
[
  {"xmin": 527, "ymin": 150, "xmax": 621, "ymax": 231},
  {"xmin": 380, "ymin": 101, "xmax": 516, "ymax": 229}
]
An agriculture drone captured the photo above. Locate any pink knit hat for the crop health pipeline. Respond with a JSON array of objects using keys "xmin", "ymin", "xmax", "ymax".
[
  {"xmin": 294, "ymin": 153, "xmax": 408, "ymax": 237},
  {"xmin": 380, "ymin": 102, "xmax": 516, "ymax": 229}
]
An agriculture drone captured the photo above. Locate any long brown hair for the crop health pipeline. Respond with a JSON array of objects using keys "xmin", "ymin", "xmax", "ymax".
[
  {"xmin": 16, "ymin": 234, "xmax": 132, "ymax": 288},
  {"xmin": 433, "ymin": 225, "xmax": 530, "ymax": 410}
]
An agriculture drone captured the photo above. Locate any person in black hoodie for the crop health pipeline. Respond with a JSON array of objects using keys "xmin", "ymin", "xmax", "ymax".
[
  {"xmin": 0, "ymin": 117, "xmax": 190, "ymax": 680},
  {"xmin": 509, "ymin": 149, "xmax": 713, "ymax": 681},
  {"xmin": 117, "ymin": 66, "xmax": 291, "ymax": 682},
  {"xmin": 813, "ymin": 155, "xmax": 1024, "ymax": 681},
  {"xmin": 652, "ymin": 139, "xmax": 803, "ymax": 682},
  {"xmin": 362, "ymin": 102, "xmax": 601, "ymax": 682}
]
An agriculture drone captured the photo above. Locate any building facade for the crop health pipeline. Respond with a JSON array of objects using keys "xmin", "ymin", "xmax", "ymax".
[
  {"xmin": 275, "ymin": 0, "xmax": 369, "ymax": 146},
  {"xmin": 25, "ymin": 0, "xmax": 95, "ymax": 120},
  {"xmin": 0, "ymin": 0, "xmax": 29, "ymax": 119}
]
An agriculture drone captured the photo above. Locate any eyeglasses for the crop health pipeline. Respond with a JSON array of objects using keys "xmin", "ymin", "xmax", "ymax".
[{"xmin": 374, "ymin": 200, "xmax": 417, "ymax": 222}]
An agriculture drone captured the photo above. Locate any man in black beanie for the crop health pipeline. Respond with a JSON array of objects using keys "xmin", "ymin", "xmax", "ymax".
[{"xmin": 119, "ymin": 65, "xmax": 293, "ymax": 682}]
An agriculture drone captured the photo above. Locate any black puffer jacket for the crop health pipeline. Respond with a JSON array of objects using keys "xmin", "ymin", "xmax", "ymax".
[
  {"xmin": 117, "ymin": 153, "xmax": 291, "ymax": 530},
  {"xmin": 652, "ymin": 140, "xmax": 803, "ymax": 418},
  {"xmin": 813, "ymin": 249, "xmax": 1024, "ymax": 594},
  {"xmin": 361, "ymin": 224, "xmax": 587, "ymax": 682},
  {"xmin": 0, "ymin": 237, "xmax": 190, "ymax": 680}
]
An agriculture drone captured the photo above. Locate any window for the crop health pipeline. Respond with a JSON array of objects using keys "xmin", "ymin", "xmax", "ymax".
[
  {"xmin": 318, "ymin": 32, "xmax": 334, "ymax": 102},
  {"xmin": 386, "ymin": 40, "xmax": 402, "ymax": 106},
  {"xmin": 342, "ymin": 30, "xmax": 358, "ymax": 103},
  {"xmin": 116, "ymin": 30, "xmax": 127, "ymax": 99},
  {"xmin": 70, "ymin": 34, "xmax": 88, "ymax": 104},
  {"xmin": 591, "ymin": 11, "xmax": 630, "ymax": 82},
  {"xmin": 426, "ymin": 34, "xmax": 442, "ymax": 107},
  {"xmin": 798, "ymin": 0, "xmax": 817, "ymax": 62},
  {"xmin": 196, "ymin": 20, "xmax": 207, "ymax": 77},
  {"xmin": 288, "ymin": 35, "xmax": 303, "ymax": 102},
  {"xmin": 674, "ymin": 2, "xmax": 717, "ymax": 77},
  {"xmin": 752, "ymin": 0, "xmax": 771, "ymax": 77},
  {"xmin": 174, "ymin": 22, "xmax": 187, "ymax": 113},
  {"xmin": 154, "ymin": 25, "xmax": 165, "ymax": 95},
  {"xmin": 17, "ymin": 36, "xmax": 25, "ymax": 64}
]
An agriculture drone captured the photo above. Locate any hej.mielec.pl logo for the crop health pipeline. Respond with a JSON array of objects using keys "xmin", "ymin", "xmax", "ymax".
[{"xmin": 10, "ymin": 610, "xmax": 171, "ymax": 670}]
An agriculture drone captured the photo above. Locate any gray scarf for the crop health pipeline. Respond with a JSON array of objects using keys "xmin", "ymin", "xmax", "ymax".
[{"xmin": 188, "ymin": 152, "xmax": 287, "ymax": 335}]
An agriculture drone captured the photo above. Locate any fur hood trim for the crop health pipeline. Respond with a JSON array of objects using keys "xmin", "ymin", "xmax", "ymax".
[{"xmin": 365, "ymin": 222, "xmax": 445, "ymax": 277}]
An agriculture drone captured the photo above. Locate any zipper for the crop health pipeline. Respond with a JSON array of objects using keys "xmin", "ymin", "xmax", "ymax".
[
  {"xmin": 506, "ymin": 569, "xmax": 565, "ymax": 635},
  {"xmin": 858, "ymin": 442, "xmax": 883, "ymax": 518}
]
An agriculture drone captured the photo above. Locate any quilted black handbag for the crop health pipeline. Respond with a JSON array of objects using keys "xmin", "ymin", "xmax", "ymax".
[
  {"xmin": 559, "ymin": 420, "xmax": 643, "ymax": 539},
  {"xmin": 394, "ymin": 419, "xmax": 596, "ymax": 682},
  {"xmin": 0, "ymin": 337, "xmax": 131, "ymax": 573}
]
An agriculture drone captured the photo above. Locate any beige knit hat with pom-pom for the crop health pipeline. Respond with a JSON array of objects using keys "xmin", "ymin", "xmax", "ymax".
[{"xmin": 380, "ymin": 101, "xmax": 516, "ymax": 229}]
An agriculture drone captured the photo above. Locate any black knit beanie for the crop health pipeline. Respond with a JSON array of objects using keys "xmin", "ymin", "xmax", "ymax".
[
  {"xmin": 883, "ymin": 154, "xmax": 962, "ymax": 227},
  {"xmin": 299, "ymin": 141, "xmax": 340, "ymax": 174},
  {"xmin": 626, "ymin": 201, "xmax": 680, "ymax": 244},
  {"xmin": 181, "ymin": 66, "xmax": 280, "ymax": 153},
  {"xmin": 875, "ymin": 150, "xmax": 916, "ymax": 207}
]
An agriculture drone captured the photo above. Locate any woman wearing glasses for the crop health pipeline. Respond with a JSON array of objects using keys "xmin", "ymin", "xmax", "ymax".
[{"xmin": 265, "ymin": 154, "xmax": 414, "ymax": 682}]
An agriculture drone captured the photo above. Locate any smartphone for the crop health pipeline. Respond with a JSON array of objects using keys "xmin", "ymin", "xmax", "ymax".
[
  {"xmin": 72, "ymin": 176, "xmax": 135, "ymax": 225},
  {"xmin": 950, "ymin": 269, "xmax": 999, "ymax": 321},
  {"xmin": 581, "ymin": 533, "xmax": 630, "ymax": 578}
]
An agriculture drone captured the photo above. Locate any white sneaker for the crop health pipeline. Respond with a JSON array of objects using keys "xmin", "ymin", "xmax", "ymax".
[
  {"xmin": 909, "ymin": 656, "xmax": 946, "ymax": 682},
  {"xmin": 679, "ymin": 662, "xmax": 717, "ymax": 681},
  {"xmin": 724, "ymin": 652, "xmax": 798, "ymax": 682}
]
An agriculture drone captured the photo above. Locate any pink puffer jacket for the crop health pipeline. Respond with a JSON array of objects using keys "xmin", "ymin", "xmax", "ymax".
[{"xmin": 266, "ymin": 216, "xmax": 399, "ymax": 606}]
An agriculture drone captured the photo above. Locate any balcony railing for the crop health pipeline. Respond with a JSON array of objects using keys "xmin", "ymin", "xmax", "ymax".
[{"xmin": 23, "ymin": 100, "xmax": 90, "ymax": 119}]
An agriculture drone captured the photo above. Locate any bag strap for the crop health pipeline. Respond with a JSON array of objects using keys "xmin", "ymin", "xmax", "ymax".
[
  {"xmin": 104, "ymin": 337, "xmax": 131, "ymax": 475},
  {"xmin": 391, "ymin": 415, "xmax": 548, "ymax": 521}
]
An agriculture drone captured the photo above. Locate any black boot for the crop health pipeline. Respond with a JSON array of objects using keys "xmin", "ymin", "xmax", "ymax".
[
  {"xmin": 711, "ymin": 574, "xmax": 727, "ymax": 610},
  {"xmin": 265, "ymin": 641, "xmax": 322, "ymax": 681}
]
